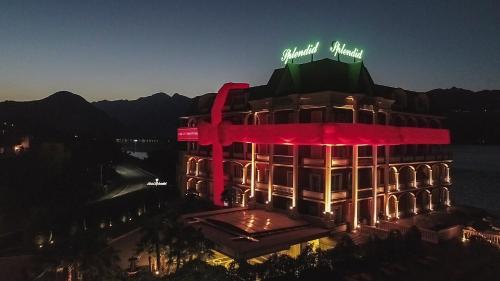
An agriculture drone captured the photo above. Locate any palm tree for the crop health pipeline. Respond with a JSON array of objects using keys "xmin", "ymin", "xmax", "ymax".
[
  {"xmin": 162, "ymin": 223, "xmax": 214, "ymax": 273},
  {"xmin": 137, "ymin": 216, "xmax": 166, "ymax": 274}
]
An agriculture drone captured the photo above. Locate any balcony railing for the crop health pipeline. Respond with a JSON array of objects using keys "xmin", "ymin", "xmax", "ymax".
[
  {"xmin": 302, "ymin": 157, "xmax": 324, "ymax": 166},
  {"xmin": 358, "ymin": 157, "xmax": 372, "ymax": 166},
  {"xmin": 233, "ymin": 152, "xmax": 244, "ymax": 159},
  {"xmin": 332, "ymin": 158, "xmax": 350, "ymax": 166},
  {"xmin": 273, "ymin": 185, "xmax": 293, "ymax": 196},
  {"xmin": 256, "ymin": 154, "xmax": 270, "ymax": 161},
  {"xmin": 255, "ymin": 182, "xmax": 268, "ymax": 191},
  {"xmin": 332, "ymin": 191, "xmax": 347, "ymax": 200},
  {"xmin": 303, "ymin": 190, "xmax": 324, "ymax": 200},
  {"xmin": 274, "ymin": 155, "xmax": 293, "ymax": 165}
]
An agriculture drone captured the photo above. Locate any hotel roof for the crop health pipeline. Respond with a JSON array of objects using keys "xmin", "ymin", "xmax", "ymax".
[
  {"xmin": 252, "ymin": 58, "xmax": 375, "ymax": 99},
  {"xmin": 182, "ymin": 208, "xmax": 330, "ymax": 259}
]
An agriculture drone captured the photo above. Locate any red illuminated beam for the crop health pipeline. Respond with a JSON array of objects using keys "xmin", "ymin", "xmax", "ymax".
[
  {"xmin": 210, "ymin": 83, "xmax": 249, "ymax": 207},
  {"xmin": 184, "ymin": 123, "xmax": 450, "ymax": 145}
]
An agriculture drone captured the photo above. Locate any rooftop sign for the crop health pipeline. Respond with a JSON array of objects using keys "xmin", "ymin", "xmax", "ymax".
[
  {"xmin": 281, "ymin": 41, "xmax": 319, "ymax": 64},
  {"xmin": 329, "ymin": 41, "xmax": 363, "ymax": 60}
]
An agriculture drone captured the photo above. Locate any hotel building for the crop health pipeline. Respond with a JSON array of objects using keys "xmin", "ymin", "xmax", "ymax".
[{"xmin": 177, "ymin": 58, "xmax": 452, "ymax": 261}]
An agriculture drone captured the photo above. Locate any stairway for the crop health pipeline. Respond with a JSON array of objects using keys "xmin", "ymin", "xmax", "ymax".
[{"xmin": 349, "ymin": 230, "xmax": 369, "ymax": 246}]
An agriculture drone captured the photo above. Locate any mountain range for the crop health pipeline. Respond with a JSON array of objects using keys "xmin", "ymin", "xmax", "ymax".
[
  {"xmin": 93, "ymin": 93, "xmax": 191, "ymax": 139},
  {"xmin": 1, "ymin": 88, "xmax": 499, "ymax": 144},
  {"xmin": 0, "ymin": 91, "xmax": 124, "ymax": 138}
]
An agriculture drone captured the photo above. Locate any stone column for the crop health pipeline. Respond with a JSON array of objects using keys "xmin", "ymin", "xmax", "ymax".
[
  {"xmin": 250, "ymin": 143, "xmax": 256, "ymax": 199},
  {"xmin": 351, "ymin": 145, "xmax": 359, "ymax": 230},
  {"xmin": 291, "ymin": 109, "xmax": 299, "ymax": 213},
  {"xmin": 292, "ymin": 145, "xmax": 299, "ymax": 210},
  {"xmin": 428, "ymin": 169, "xmax": 433, "ymax": 186},
  {"xmin": 395, "ymin": 171, "xmax": 400, "ymax": 191},
  {"xmin": 371, "ymin": 145, "xmax": 378, "ymax": 226},
  {"xmin": 267, "ymin": 111, "xmax": 274, "ymax": 208},
  {"xmin": 324, "ymin": 145, "xmax": 332, "ymax": 214}
]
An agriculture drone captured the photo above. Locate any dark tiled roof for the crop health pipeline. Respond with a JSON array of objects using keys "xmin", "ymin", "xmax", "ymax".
[{"xmin": 248, "ymin": 58, "xmax": 375, "ymax": 100}]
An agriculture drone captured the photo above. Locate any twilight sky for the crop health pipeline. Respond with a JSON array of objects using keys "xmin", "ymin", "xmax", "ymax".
[{"xmin": 0, "ymin": 0, "xmax": 499, "ymax": 101}]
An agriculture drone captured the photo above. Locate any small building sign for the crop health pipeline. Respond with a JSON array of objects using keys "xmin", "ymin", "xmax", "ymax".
[{"xmin": 147, "ymin": 178, "xmax": 167, "ymax": 187}]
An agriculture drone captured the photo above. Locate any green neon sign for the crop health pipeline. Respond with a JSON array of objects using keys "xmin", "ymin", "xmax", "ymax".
[
  {"xmin": 281, "ymin": 41, "xmax": 320, "ymax": 64},
  {"xmin": 329, "ymin": 41, "xmax": 363, "ymax": 60}
]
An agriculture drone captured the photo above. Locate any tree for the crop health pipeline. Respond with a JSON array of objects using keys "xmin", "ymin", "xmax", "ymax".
[
  {"xmin": 295, "ymin": 244, "xmax": 317, "ymax": 277},
  {"xmin": 255, "ymin": 254, "xmax": 297, "ymax": 280},
  {"xmin": 227, "ymin": 259, "xmax": 257, "ymax": 281},
  {"xmin": 34, "ymin": 229, "xmax": 122, "ymax": 281},
  {"xmin": 137, "ymin": 216, "xmax": 167, "ymax": 273},
  {"xmin": 220, "ymin": 188, "xmax": 237, "ymax": 207},
  {"xmin": 163, "ymin": 223, "xmax": 214, "ymax": 272},
  {"xmin": 332, "ymin": 235, "xmax": 359, "ymax": 265},
  {"xmin": 403, "ymin": 226, "xmax": 422, "ymax": 255},
  {"xmin": 385, "ymin": 229, "xmax": 404, "ymax": 260},
  {"xmin": 166, "ymin": 259, "xmax": 230, "ymax": 281}
]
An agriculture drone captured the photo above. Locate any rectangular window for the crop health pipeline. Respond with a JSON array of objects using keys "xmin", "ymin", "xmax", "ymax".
[
  {"xmin": 310, "ymin": 146, "xmax": 322, "ymax": 158},
  {"xmin": 332, "ymin": 173, "xmax": 343, "ymax": 191},
  {"xmin": 333, "ymin": 146, "xmax": 350, "ymax": 158},
  {"xmin": 333, "ymin": 205, "xmax": 344, "ymax": 223},
  {"xmin": 234, "ymin": 165, "xmax": 243, "ymax": 179},
  {"xmin": 377, "ymin": 168, "xmax": 384, "ymax": 186},
  {"xmin": 311, "ymin": 110, "xmax": 323, "ymax": 122},
  {"xmin": 309, "ymin": 174, "xmax": 322, "ymax": 192},
  {"xmin": 286, "ymin": 170, "xmax": 293, "ymax": 187}
]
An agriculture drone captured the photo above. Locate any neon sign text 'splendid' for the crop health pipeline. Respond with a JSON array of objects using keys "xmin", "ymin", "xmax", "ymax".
[
  {"xmin": 281, "ymin": 42, "xmax": 320, "ymax": 64},
  {"xmin": 330, "ymin": 41, "xmax": 363, "ymax": 60}
]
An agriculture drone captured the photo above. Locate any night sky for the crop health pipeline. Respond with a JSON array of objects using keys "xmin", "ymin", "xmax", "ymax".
[{"xmin": 1, "ymin": 0, "xmax": 499, "ymax": 101}]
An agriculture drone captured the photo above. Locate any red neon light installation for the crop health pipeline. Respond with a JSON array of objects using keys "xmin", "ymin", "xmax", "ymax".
[
  {"xmin": 209, "ymin": 83, "xmax": 249, "ymax": 206},
  {"xmin": 177, "ymin": 127, "xmax": 199, "ymax": 141},
  {"xmin": 178, "ymin": 83, "xmax": 451, "ymax": 206}
]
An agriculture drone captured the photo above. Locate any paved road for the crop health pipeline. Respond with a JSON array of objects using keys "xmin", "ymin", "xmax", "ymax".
[{"xmin": 92, "ymin": 164, "xmax": 158, "ymax": 203}]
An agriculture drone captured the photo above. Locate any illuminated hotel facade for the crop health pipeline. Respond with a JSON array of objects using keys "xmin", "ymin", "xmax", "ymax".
[{"xmin": 177, "ymin": 58, "xmax": 452, "ymax": 260}]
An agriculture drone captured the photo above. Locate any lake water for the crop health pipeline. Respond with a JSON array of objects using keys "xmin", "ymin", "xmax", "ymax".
[{"xmin": 451, "ymin": 145, "xmax": 500, "ymax": 217}]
